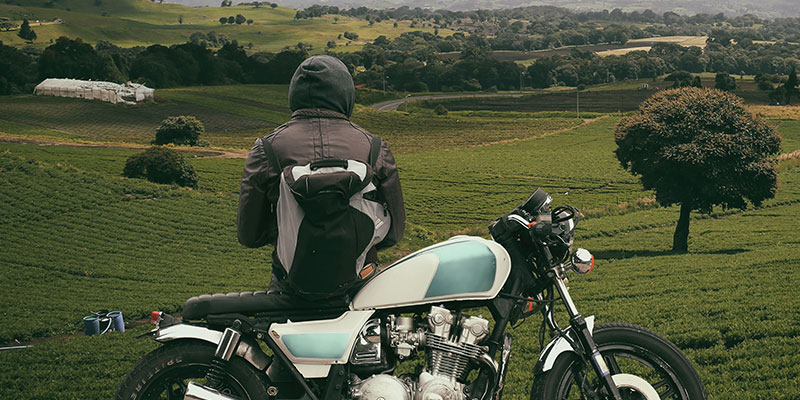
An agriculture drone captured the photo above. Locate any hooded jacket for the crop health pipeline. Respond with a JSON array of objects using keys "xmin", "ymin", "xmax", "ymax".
[{"xmin": 238, "ymin": 56, "xmax": 405, "ymax": 286}]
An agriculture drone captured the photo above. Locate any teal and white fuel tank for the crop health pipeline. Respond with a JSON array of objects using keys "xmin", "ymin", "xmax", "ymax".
[{"xmin": 352, "ymin": 236, "xmax": 511, "ymax": 310}]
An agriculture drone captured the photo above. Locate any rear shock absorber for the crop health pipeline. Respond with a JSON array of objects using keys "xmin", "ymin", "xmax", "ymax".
[{"xmin": 205, "ymin": 321, "xmax": 243, "ymax": 389}]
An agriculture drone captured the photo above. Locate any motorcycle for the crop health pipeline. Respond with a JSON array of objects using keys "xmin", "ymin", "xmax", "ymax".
[{"xmin": 115, "ymin": 188, "xmax": 706, "ymax": 400}]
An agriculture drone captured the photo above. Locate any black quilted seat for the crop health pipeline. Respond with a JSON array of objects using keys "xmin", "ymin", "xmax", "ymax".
[{"xmin": 182, "ymin": 291, "xmax": 349, "ymax": 321}]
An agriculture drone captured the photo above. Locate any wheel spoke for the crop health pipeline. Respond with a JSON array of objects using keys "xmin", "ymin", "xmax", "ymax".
[{"xmin": 652, "ymin": 379, "xmax": 676, "ymax": 399}]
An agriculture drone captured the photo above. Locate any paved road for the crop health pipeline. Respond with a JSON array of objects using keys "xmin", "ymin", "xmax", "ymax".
[{"xmin": 371, "ymin": 93, "xmax": 525, "ymax": 111}]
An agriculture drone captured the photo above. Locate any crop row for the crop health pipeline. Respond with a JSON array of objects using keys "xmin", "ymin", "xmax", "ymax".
[
  {"xmin": 1, "ymin": 111, "xmax": 800, "ymax": 398},
  {"xmin": 0, "ymin": 95, "xmax": 276, "ymax": 147},
  {"xmin": 1, "ymin": 159, "xmax": 798, "ymax": 398}
]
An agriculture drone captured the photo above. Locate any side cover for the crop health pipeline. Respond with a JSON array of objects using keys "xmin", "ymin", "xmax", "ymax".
[
  {"xmin": 269, "ymin": 310, "xmax": 374, "ymax": 378},
  {"xmin": 352, "ymin": 236, "xmax": 511, "ymax": 310}
]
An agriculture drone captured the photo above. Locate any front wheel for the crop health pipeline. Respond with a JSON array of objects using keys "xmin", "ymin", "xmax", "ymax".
[
  {"xmin": 532, "ymin": 322, "xmax": 706, "ymax": 400},
  {"xmin": 115, "ymin": 340, "xmax": 270, "ymax": 400}
]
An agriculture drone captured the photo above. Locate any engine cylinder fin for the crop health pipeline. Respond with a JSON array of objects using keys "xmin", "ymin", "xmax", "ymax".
[{"xmin": 425, "ymin": 333, "xmax": 483, "ymax": 381}]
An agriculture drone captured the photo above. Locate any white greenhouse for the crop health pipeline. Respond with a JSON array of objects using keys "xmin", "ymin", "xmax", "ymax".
[{"xmin": 33, "ymin": 79, "xmax": 155, "ymax": 105}]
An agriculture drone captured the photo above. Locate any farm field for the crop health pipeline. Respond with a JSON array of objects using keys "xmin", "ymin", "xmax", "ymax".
[
  {"xmin": 439, "ymin": 36, "xmax": 708, "ymax": 65},
  {"xmin": 0, "ymin": 0, "xmax": 451, "ymax": 53},
  {"xmin": 1, "ymin": 85, "xmax": 799, "ymax": 399},
  {"xmin": 412, "ymin": 79, "xmax": 775, "ymax": 113}
]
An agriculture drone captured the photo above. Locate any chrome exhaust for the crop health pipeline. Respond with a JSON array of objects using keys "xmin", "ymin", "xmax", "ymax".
[{"xmin": 184, "ymin": 382, "xmax": 240, "ymax": 400}]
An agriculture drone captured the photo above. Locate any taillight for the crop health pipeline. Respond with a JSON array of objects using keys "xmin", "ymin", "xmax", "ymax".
[{"xmin": 150, "ymin": 311, "xmax": 162, "ymax": 324}]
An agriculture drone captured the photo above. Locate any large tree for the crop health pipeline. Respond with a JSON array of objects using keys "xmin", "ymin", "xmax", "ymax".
[
  {"xmin": 38, "ymin": 37, "xmax": 107, "ymax": 80},
  {"xmin": 615, "ymin": 87, "xmax": 781, "ymax": 252}
]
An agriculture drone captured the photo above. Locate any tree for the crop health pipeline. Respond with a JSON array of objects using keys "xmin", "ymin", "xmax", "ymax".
[
  {"xmin": 326, "ymin": 40, "xmax": 336, "ymax": 49},
  {"xmin": 219, "ymin": 17, "xmax": 227, "ymax": 25},
  {"xmin": 0, "ymin": 42, "xmax": 37, "ymax": 94},
  {"xmin": 343, "ymin": 31, "xmax": 358, "ymax": 41},
  {"xmin": 615, "ymin": 88, "xmax": 781, "ymax": 252},
  {"xmin": 227, "ymin": 16, "xmax": 235, "ymax": 24},
  {"xmin": 38, "ymin": 37, "xmax": 110, "ymax": 81},
  {"xmin": 235, "ymin": 14, "xmax": 246, "ymax": 25},
  {"xmin": 247, "ymin": 19, "xmax": 253, "ymax": 25},
  {"xmin": 154, "ymin": 116, "xmax": 205, "ymax": 146},
  {"xmin": 714, "ymin": 72, "xmax": 736, "ymax": 91},
  {"xmin": 271, "ymin": 3, "xmax": 278, "ymax": 8},
  {"xmin": 178, "ymin": 15, "xmax": 183, "ymax": 24},
  {"xmin": 123, "ymin": 147, "xmax": 198, "ymax": 188},
  {"xmin": 17, "ymin": 19, "xmax": 36, "ymax": 42},
  {"xmin": 783, "ymin": 68, "xmax": 798, "ymax": 104}
]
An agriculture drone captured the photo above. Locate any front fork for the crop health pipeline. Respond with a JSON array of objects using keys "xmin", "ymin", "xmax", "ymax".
[{"xmin": 552, "ymin": 274, "xmax": 623, "ymax": 400}]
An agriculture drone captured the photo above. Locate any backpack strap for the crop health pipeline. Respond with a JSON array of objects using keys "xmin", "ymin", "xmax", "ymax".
[
  {"xmin": 259, "ymin": 136, "xmax": 281, "ymax": 175},
  {"xmin": 368, "ymin": 135, "xmax": 382, "ymax": 170}
]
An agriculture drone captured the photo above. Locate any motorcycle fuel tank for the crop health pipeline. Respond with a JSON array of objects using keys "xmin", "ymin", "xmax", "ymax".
[{"xmin": 352, "ymin": 236, "xmax": 511, "ymax": 310}]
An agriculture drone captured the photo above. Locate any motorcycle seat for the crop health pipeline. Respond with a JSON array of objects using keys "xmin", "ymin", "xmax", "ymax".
[{"xmin": 181, "ymin": 291, "xmax": 349, "ymax": 321}]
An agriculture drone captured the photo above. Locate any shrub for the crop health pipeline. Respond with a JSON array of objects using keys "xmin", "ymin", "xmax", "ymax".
[
  {"xmin": 714, "ymin": 72, "xmax": 737, "ymax": 91},
  {"xmin": 664, "ymin": 70, "xmax": 693, "ymax": 82},
  {"xmin": 123, "ymin": 147, "xmax": 198, "ymax": 188},
  {"xmin": 154, "ymin": 116, "xmax": 204, "ymax": 146},
  {"xmin": 434, "ymin": 104, "xmax": 448, "ymax": 115}
]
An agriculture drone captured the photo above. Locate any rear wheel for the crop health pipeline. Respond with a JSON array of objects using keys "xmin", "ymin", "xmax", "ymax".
[
  {"xmin": 115, "ymin": 340, "xmax": 270, "ymax": 400},
  {"xmin": 532, "ymin": 323, "xmax": 706, "ymax": 400}
]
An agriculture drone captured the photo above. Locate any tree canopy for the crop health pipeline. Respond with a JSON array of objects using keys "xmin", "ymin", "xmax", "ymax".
[{"xmin": 615, "ymin": 87, "xmax": 781, "ymax": 252}]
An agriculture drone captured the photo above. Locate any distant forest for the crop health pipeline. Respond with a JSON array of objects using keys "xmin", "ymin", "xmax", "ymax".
[
  {"xmin": 166, "ymin": 0, "xmax": 800, "ymax": 19},
  {"xmin": 3, "ymin": 5, "xmax": 800, "ymax": 99}
]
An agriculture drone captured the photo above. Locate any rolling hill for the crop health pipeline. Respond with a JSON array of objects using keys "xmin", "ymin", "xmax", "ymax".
[{"xmin": 0, "ymin": 0, "xmax": 451, "ymax": 52}]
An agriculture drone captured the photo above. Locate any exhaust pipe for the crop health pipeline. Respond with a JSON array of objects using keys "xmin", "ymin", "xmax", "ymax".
[{"xmin": 184, "ymin": 382, "xmax": 240, "ymax": 400}]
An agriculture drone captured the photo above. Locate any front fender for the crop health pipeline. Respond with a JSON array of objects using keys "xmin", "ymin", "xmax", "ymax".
[
  {"xmin": 150, "ymin": 324, "xmax": 270, "ymax": 371},
  {"xmin": 534, "ymin": 315, "xmax": 594, "ymax": 374}
]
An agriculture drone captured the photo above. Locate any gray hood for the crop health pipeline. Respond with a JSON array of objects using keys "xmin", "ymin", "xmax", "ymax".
[{"xmin": 288, "ymin": 55, "xmax": 355, "ymax": 117}]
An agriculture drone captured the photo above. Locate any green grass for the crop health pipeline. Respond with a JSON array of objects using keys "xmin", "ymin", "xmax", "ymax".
[
  {"xmin": 0, "ymin": 87, "xmax": 287, "ymax": 148},
  {"xmin": 0, "ymin": 0, "xmax": 452, "ymax": 53},
  {"xmin": 1, "ymin": 86, "xmax": 800, "ymax": 399}
]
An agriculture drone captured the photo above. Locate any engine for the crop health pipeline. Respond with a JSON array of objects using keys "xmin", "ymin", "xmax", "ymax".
[{"xmin": 350, "ymin": 306, "xmax": 491, "ymax": 400}]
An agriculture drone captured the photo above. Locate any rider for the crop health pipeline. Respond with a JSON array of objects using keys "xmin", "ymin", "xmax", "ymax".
[{"xmin": 237, "ymin": 55, "xmax": 405, "ymax": 297}]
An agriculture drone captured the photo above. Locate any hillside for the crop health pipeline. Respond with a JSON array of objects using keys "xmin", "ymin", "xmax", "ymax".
[
  {"xmin": 0, "ymin": 0, "xmax": 451, "ymax": 52},
  {"xmin": 165, "ymin": 0, "xmax": 799, "ymax": 18}
]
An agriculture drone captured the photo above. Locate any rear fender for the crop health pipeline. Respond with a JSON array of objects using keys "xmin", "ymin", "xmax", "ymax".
[
  {"xmin": 150, "ymin": 324, "xmax": 271, "ymax": 371},
  {"xmin": 534, "ymin": 315, "xmax": 594, "ymax": 375}
]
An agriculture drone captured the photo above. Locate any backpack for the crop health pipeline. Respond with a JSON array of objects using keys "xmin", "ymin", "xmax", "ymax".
[{"xmin": 261, "ymin": 135, "xmax": 391, "ymax": 298}]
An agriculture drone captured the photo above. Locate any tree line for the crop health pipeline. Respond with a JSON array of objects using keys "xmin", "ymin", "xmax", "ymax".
[
  {"xmin": 295, "ymin": 4, "xmax": 800, "ymax": 44},
  {"xmin": 328, "ymin": 29, "xmax": 800, "ymax": 95},
  {"xmin": 0, "ymin": 36, "xmax": 307, "ymax": 94}
]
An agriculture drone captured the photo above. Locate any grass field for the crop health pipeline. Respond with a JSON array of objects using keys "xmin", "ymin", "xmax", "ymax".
[
  {"xmin": 412, "ymin": 78, "xmax": 775, "ymax": 113},
  {"xmin": 0, "ymin": 0, "xmax": 452, "ymax": 53},
  {"xmin": 1, "ymin": 85, "xmax": 799, "ymax": 398}
]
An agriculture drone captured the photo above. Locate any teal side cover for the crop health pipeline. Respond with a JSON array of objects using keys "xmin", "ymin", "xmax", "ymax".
[
  {"xmin": 282, "ymin": 332, "xmax": 350, "ymax": 359},
  {"xmin": 424, "ymin": 241, "xmax": 497, "ymax": 298}
]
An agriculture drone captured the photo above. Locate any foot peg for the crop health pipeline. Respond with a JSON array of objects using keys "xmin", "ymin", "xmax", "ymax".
[{"xmin": 184, "ymin": 382, "xmax": 240, "ymax": 400}]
